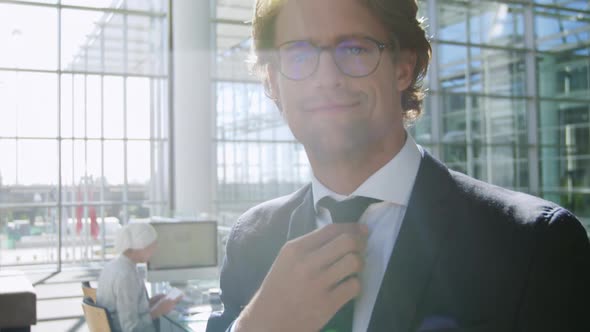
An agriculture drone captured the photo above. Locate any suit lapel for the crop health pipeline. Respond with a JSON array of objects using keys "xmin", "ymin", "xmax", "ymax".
[
  {"xmin": 368, "ymin": 152, "xmax": 459, "ymax": 332},
  {"xmin": 286, "ymin": 185, "xmax": 316, "ymax": 241}
]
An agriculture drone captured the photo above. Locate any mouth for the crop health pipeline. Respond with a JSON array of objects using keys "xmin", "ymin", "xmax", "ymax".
[{"xmin": 304, "ymin": 101, "xmax": 361, "ymax": 113}]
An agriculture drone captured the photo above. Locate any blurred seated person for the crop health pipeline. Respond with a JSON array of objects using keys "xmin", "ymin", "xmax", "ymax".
[{"xmin": 97, "ymin": 222, "xmax": 178, "ymax": 332}]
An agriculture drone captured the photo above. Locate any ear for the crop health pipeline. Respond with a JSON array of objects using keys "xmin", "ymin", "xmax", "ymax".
[
  {"xmin": 265, "ymin": 64, "xmax": 282, "ymax": 110},
  {"xmin": 395, "ymin": 50, "xmax": 417, "ymax": 92}
]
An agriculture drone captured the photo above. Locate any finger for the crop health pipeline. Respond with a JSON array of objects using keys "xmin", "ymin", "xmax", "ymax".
[
  {"xmin": 328, "ymin": 275, "xmax": 362, "ymax": 310},
  {"xmin": 291, "ymin": 223, "xmax": 367, "ymax": 253},
  {"xmin": 317, "ymin": 252, "xmax": 364, "ymax": 288},
  {"xmin": 306, "ymin": 230, "xmax": 368, "ymax": 272}
]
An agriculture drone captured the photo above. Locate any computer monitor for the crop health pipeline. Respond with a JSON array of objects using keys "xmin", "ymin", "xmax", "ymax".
[{"xmin": 147, "ymin": 220, "xmax": 218, "ymax": 283}]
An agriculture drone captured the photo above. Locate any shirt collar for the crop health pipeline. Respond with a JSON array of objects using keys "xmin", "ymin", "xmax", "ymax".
[
  {"xmin": 118, "ymin": 254, "xmax": 136, "ymax": 267},
  {"xmin": 312, "ymin": 132, "xmax": 423, "ymax": 211}
]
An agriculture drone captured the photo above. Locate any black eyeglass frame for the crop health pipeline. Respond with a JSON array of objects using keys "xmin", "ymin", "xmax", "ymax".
[{"xmin": 274, "ymin": 36, "xmax": 397, "ymax": 81}]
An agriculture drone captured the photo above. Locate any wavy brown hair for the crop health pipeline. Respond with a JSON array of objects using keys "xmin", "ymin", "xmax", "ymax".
[{"xmin": 251, "ymin": 0, "xmax": 432, "ymax": 123}]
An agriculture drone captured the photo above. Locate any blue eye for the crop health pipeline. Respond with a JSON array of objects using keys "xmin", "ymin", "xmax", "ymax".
[
  {"xmin": 345, "ymin": 47, "xmax": 367, "ymax": 55},
  {"xmin": 293, "ymin": 52, "xmax": 311, "ymax": 63}
]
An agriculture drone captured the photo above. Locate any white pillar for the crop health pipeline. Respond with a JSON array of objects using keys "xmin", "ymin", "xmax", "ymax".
[{"xmin": 172, "ymin": 0, "xmax": 214, "ymax": 217}]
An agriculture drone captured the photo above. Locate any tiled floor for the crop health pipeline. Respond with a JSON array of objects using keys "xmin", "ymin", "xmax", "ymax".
[
  {"xmin": 23, "ymin": 266, "xmax": 102, "ymax": 332},
  {"xmin": 17, "ymin": 264, "xmax": 213, "ymax": 331}
]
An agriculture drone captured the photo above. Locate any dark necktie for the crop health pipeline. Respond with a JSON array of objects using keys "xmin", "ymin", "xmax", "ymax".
[{"xmin": 318, "ymin": 196, "xmax": 382, "ymax": 332}]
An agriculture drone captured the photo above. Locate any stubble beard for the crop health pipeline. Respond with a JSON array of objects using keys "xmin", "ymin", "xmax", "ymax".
[{"xmin": 303, "ymin": 118, "xmax": 377, "ymax": 168}]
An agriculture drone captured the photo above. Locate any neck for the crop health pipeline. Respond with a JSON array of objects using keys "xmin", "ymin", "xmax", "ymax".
[
  {"xmin": 123, "ymin": 251, "xmax": 140, "ymax": 264},
  {"xmin": 310, "ymin": 131, "xmax": 407, "ymax": 195}
]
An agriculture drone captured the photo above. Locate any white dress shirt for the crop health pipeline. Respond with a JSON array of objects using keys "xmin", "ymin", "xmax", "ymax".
[
  {"xmin": 96, "ymin": 254, "xmax": 156, "ymax": 332},
  {"xmin": 311, "ymin": 133, "xmax": 423, "ymax": 332}
]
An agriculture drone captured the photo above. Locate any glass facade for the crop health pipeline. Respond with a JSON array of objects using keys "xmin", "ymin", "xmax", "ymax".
[
  {"xmin": 1, "ymin": 0, "xmax": 588, "ymax": 270},
  {"xmin": 213, "ymin": 0, "xmax": 590, "ymax": 231},
  {"xmin": 0, "ymin": 0, "xmax": 170, "ymax": 267}
]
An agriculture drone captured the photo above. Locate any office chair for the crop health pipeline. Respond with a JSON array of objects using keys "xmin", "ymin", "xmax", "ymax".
[
  {"xmin": 81, "ymin": 281, "xmax": 97, "ymax": 303},
  {"xmin": 81, "ymin": 296, "xmax": 113, "ymax": 332}
]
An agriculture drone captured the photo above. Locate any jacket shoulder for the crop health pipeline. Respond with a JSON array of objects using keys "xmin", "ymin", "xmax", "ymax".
[
  {"xmin": 450, "ymin": 170, "xmax": 582, "ymax": 231},
  {"xmin": 228, "ymin": 184, "xmax": 311, "ymax": 248}
]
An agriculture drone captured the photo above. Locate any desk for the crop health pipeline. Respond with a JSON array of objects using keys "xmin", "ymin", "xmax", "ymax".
[
  {"xmin": 0, "ymin": 271, "xmax": 36, "ymax": 332},
  {"xmin": 160, "ymin": 305, "xmax": 211, "ymax": 332},
  {"xmin": 147, "ymin": 280, "xmax": 220, "ymax": 332}
]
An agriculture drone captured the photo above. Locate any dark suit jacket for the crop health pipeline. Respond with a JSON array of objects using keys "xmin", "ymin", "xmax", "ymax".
[{"xmin": 207, "ymin": 152, "xmax": 590, "ymax": 332}]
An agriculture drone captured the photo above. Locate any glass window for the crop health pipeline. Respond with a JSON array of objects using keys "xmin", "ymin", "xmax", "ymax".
[
  {"xmin": 469, "ymin": 3, "xmax": 525, "ymax": 48},
  {"xmin": 438, "ymin": 44, "xmax": 526, "ymax": 97},
  {"xmin": 437, "ymin": 1, "xmax": 468, "ymax": 43},
  {"xmin": 127, "ymin": 77, "xmax": 151, "ymax": 139},
  {"xmin": 535, "ymin": 6, "xmax": 588, "ymax": 52},
  {"xmin": 0, "ymin": 72, "xmax": 58, "ymax": 138},
  {"xmin": 538, "ymin": 53, "xmax": 590, "ymax": 100},
  {"xmin": 103, "ymin": 140, "xmax": 125, "ymax": 186},
  {"xmin": 103, "ymin": 76, "xmax": 125, "ymax": 138},
  {"xmin": 0, "ymin": 139, "xmax": 17, "ymax": 185},
  {"xmin": 211, "ymin": 0, "xmax": 590, "ymax": 230},
  {"xmin": 0, "ymin": 1, "xmax": 169, "ymax": 268},
  {"xmin": 18, "ymin": 139, "xmax": 59, "ymax": 185},
  {"xmin": 127, "ymin": 141, "xmax": 150, "ymax": 185},
  {"xmin": 0, "ymin": 4, "xmax": 58, "ymax": 70}
]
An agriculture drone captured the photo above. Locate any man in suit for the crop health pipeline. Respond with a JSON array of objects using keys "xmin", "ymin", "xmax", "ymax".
[{"xmin": 207, "ymin": 0, "xmax": 590, "ymax": 331}]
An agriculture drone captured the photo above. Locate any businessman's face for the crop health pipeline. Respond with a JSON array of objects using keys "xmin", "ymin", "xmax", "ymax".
[{"xmin": 268, "ymin": 0, "xmax": 414, "ymax": 163}]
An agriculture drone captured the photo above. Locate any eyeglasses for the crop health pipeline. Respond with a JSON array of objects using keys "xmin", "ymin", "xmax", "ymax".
[{"xmin": 276, "ymin": 37, "xmax": 394, "ymax": 81}]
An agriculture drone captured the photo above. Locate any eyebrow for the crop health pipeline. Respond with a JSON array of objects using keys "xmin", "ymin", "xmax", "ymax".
[{"xmin": 278, "ymin": 34, "xmax": 383, "ymax": 48}]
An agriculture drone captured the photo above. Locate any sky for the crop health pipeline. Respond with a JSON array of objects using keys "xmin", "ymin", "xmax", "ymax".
[
  {"xmin": 1, "ymin": 0, "xmax": 585, "ymax": 186},
  {"xmin": 0, "ymin": 2, "xmax": 152, "ymax": 186}
]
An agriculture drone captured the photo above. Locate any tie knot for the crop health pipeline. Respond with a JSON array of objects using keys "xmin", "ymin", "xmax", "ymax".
[{"xmin": 318, "ymin": 196, "xmax": 382, "ymax": 224}]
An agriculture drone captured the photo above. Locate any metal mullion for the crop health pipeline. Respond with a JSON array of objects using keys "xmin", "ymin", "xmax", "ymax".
[
  {"xmin": 150, "ymin": 78, "xmax": 157, "ymax": 215},
  {"xmin": 244, "ymin": 84, "xmax": 250, "ymax": 200},
  {"xmin": 100, "ymin": 19, "xmax": 106, "ymax": 261},
  {"xmin": 257, "ymin": 87, "xmax": 263, "ymax": 199},
  {"xmin": 461, "ymin": 0, "xmax": 590, "ymax": 16},
  {"xmin": 0, "ymin": 0, "xmax": 168, "ymax": 18},
  {"xmin": 0, "ymin": 136, "xmax": 169, "ymax": 143},
  {"xmin": 96, "ymin": 23, "xmax": 155, "ymax": 31},
  {"xmin": 70, "ymin": 70, "xmax": 76, "ymax": 263},
  {"xmin": 0, "ymin": 200, "xmax": 169, "ymax": 210},
  {"xmin": 431, "ymin": 89, "xmax": 590, "ymax": 104},
  {"xmin": 525, "ymin": 1, "xmax": 540, "ymax": 195},
  {"xmin": 123, "ymin": 6, "xmax": 129, "ymax": 224},
  {"xmin": 6, "ymin": 0, "xmax": 590, "ymax": 17},
  {"xmin": 83, "ymin": 50, "xmax": 90, "ymax": 260},
  {"xmin": 161, "ymin": 80, "xmax": 168, "ymax": 210},
  {"xmin": 211, "ymin": 18, "xmax": 251, "ymax": 26},
  {"xmin": 15, "ymin": 69, "xmax": 20, "ymax": 185},
  {"xmin": 428, "ymin": 0, "xmax": 442, "ymax": 158},
  {"xmin": 167, "ymin": 0, "xmax": 175, "ymax": 212},
  {"xmin": 211, "ymin": 77, "xmax": 263, "ymax": 84},
  {"xmin": 57, "ymin": 1, "xmax": 63, "ymax": 272},
  {"xmin": 220, "ymin": 84, "xmax": 227, "ymax": 205},
  {"xmin": 210, "ymin": 4, "xmax": 218, "ymax": 216},
  {"xmin": 0, "ymin": 202, "xmax": 59, "ymax": 210},
  {"xmin": 433, "ymin": 38, "xmax": 529, "ymax": 52},
  {"xmin": 0, "ymin": 67, "xmax": 167, "ymax": 79},
  {"xmin": 215, "ymin": 138, "xmax": 299, "ymax": 144},
  {"xmin": 432, "ymin": 38, "xmax": 590, "ymax": 57},
  {"xmin": 483, "ymin": 42, "xmax": 493, "ymax": 183},
  {"xmin": 232, "ymin": 84, "xmax": 238, "ymax": 201},
  {"xmin": 155, "ymin": 79, "xmax": 165, "ymax": 214},
  {"xmin": 149, "ymin": 13, "xmax": 157, "ymax": 216},
  {"xmin": 150, "ymin": 86, "xmax": 157, "ymax": 214},
  {"xmin": 1, "ymin": 258, "xmax": 107, "ymax": 268},
  {"xmin": 465, "ymin": 4, "xmax": 474, "ymax": 178}
]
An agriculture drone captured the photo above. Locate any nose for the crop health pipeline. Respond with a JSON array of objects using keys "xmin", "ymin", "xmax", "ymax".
[{"xmin": 310, "ymin": 50, "xmax": 345, "ymax": 89}]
